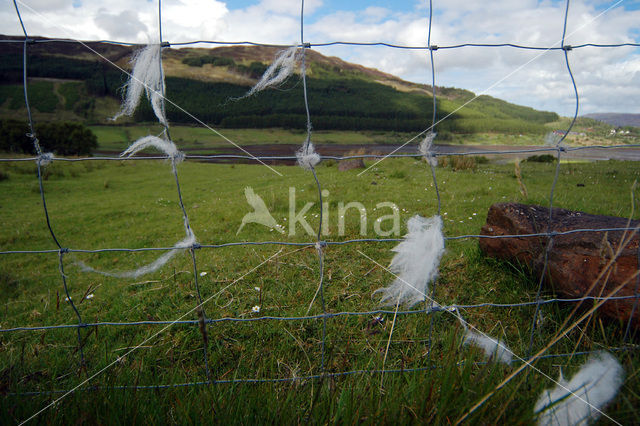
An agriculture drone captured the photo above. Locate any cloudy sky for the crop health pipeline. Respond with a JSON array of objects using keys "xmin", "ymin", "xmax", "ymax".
[{"xmin": 2, "ymin": 0, "xmax": 639, "ymax": 116}]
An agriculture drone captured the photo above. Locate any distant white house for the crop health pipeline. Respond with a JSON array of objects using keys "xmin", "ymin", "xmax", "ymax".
[{"xmin": 610, "ymin": 128, "xmax": 631, "ymax": 135}]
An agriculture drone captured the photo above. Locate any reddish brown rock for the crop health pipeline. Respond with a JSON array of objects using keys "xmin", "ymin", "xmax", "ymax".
[{"xmin": 480, "ymin": 203, "xmax": 640, "ymax": 328}]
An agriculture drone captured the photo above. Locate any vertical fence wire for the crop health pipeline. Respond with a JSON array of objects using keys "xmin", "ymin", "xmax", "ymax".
[
  {"xmin": 11, "ymin": 0, "xmax": 88, "ymax": 371},
  {"xmin": 425, "ymin": 0, "xmax": 441, "ymax": 368},
  {"xmin": 157, "ymin": 0, "xmax": 211, "ymax": 382},
  {"xmin": 526, "ymin": 0, "xmax": 580, "ymax": 357},
  {"xmin": 624, "ymin": 185, "xmax": 640, "ymax": 342},
  {"xmin": 300, "ymin": 0, "xmax": 327, "ymax": 374}
]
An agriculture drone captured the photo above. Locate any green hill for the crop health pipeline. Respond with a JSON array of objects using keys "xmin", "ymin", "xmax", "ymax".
[{"xmin": 0, "ymin": 36, "xmax": 559, "ymax": 136}]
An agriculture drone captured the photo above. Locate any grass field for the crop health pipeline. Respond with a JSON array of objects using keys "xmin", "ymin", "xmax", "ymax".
[
  {"xmin": 87, "ymin": 123, "xmax": 637, "ymax": 154},
  {"xmin": 89, "ymin": 125, "xmax": 422, "ymax": 152},
  {"xmin": 1, "ymin": 155, "xmax": 639, "ymax": 423}
]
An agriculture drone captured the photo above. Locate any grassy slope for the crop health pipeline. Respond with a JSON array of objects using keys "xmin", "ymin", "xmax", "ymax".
[{"xmin": 1, "ymin": 157, "xmax": 639, "ymax": 423}]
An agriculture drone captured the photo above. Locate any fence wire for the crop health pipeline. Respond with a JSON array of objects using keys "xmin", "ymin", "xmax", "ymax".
[{"xmin": 1, "ymin": 0, "xmax": 639, "ymax": 407}]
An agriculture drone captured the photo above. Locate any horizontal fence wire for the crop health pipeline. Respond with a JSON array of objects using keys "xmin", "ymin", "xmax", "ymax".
[
  {"xmin": 10, "ymin": 345, "xmax": 639, "ymax": 397},
  {"xmin": 2, "ymin": 0, "xmax": 640, "ymax": 407},
  {"xmin": 3, "ymin": 295, "xmax": 640, "ymax": 333},
  {"xmin": 3, "ymin": 143, "xmax": 640, "ymax": 163},
  {"xmin": 1, "ymin": 37, "xmax": 639, "ymax": 50},
  {"xmin": 1, "ymin": 228, "xmax": 638, "ymax": 256}
]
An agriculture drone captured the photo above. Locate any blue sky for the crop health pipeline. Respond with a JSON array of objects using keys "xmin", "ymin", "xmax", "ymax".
[{"xmin": 1, "ymin": 0, "xmax": 639, "ymax": 116}]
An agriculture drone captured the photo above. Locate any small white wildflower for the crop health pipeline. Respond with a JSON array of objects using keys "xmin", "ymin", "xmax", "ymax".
[
  {"xmin": 252, "ymin": 305, "xmax": 261, "ymax": 313},
  {"xmin": 200, "ymin": 271, "xmax": 207, "ymax": 277},
  {"xmin": 64, "ymin": 297, "xmax": 71, "ymax": 302},
  {"xmin": 254, "ymin": 287, "xmax": 261, "ymax": 291},
  {"xmin": 86, "ymin": 294, "xmax": 94, "ymax": 300}
]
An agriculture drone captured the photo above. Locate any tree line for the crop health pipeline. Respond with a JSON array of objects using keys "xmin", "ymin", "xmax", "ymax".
[{"xmin": 0, "ymin": 119, "xmax": 97, "ymax": 155}]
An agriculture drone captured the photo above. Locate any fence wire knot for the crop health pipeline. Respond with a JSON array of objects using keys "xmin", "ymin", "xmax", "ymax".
[{"xmin": 37, "ymin": 152, "xmax": 54, "ymax": 166}]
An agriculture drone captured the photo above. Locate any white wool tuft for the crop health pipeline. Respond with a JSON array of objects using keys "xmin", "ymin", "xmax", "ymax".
[
  {"xmin": 37, "ymin": 152, "xmax": 54, "ymax": 166},
  {"xmin": 419, "ymin": 131, "xmax": 437, "ymax": 156},
  {"xmin": 112, "ymin": 44, "xmax": 167, "ymax": 126},
  {"xmin": 296, "ymin": 141, "xmax": 321, "ymax": 170},
  {"xmin": 78, "ymin": 231, "xmax": 196, "ymax": 279},
  {"xmin": 243, "ymin": 45, "xmax": 299, "ymax": 98},
  {"xmin": 121, "ymin": 135, "xmax": 183, "ymax": 162},
  {"xmin": 535, "ymin": 351, "xmax": 624, "ymax": 426},
  {"xmin": 373, "ymin": 215, "xmax": 445, "ymax": 307},
  {"xmin": 419, "ymin": 132, "xmax": 437, "ymax": 167},
  {"xmin": 463, "ymin": 328, "xmax": 513, "ymax": 364}
]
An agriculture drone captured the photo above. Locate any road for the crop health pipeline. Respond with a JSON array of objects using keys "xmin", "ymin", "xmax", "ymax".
[
  {"xmin": 196, "ymin": 143, "xmax": 640, "ymax": 163},
  {"xmin": 96, "ymin": 143, "xmax": 640, "ymax": 163}
]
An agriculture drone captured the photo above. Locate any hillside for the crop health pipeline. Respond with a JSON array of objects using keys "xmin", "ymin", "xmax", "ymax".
[
  {"xmin": 583, "ymin": 113, "xmax": 640, "ymax": 129},
  {"xmin": 0, "ymin": 36, "xmax": 560, "ymax": 136}
]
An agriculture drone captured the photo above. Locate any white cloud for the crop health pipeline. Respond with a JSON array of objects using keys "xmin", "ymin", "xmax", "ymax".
[{"xmin": 94, "ymin": 9, "xmax": 148, "ymax": 41}]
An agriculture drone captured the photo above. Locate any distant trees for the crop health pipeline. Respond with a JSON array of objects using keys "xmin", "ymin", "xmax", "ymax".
[
  {"xmin": 182, "ymin": 55, "xmax": 236, "ymax": 67},
  {"xmin": 182, "ymin": 56, "xmax": 268, "ymax": 79},
  {"xmin": 0, "ymin": 120, "xmax": 98, "ymax": 156}
]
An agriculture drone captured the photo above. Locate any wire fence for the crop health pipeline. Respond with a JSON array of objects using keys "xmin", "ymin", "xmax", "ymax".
[{"xmin": 1, "ymin": 0, "xmax": 640, "ymax": 414}]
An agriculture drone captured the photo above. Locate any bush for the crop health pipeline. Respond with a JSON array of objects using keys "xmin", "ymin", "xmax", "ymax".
[
  {"xmin": 525, "ymin": 154, "xmax": 556, "ymax": 163},
  {"xmin": 37, "ymin": 122, "xmax": 98, "ymax": 156},
  {"xmin": 0, "ymin": 119, "xmax": 98, "ymax": 156},
  {"xmin": 182, "ymin": 56, "xmax": 236, "ymax": 67},
  {"xmin": 0, "ymin": 119, "xmax": 31, "ymax": 153},
  {"xmin": 438, "ymin": 155, "xmax": 478, "ymax": 171},
  {"xmin": 234, "ymin": 61, "xmax": 268, "ymax": 79}
]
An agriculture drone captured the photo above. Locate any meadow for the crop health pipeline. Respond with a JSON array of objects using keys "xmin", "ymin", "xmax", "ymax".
[{"xmin": 1, "ymin": 153, "xmax": 639, "ymax": 424}]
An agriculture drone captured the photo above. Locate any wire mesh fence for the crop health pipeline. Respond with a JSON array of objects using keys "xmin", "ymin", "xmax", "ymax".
[{"xmin": 1, "ymin": 0, "xmax": 640, "ymax": 422}]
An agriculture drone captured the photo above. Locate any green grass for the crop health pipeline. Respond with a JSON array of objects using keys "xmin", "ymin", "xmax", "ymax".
[
  {"xmin": 1, "ymin": 157, "xmax": 639, "ymax": 423},
  {"xmin": 88, "ymin": 124, "xmax": 560, "ymax": 153},
  {"xmin": 89, "ymin": 125, "xmax": 416, "ymax": 152}
]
